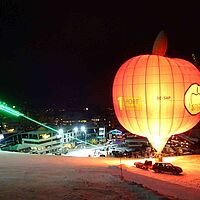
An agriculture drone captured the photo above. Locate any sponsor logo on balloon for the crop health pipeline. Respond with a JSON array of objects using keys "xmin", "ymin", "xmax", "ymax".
[
  {"xmin": 117, "ymin": 96, "xmax": 142, "ymax": 111},
  {"xmin": 185, "ymin": 84, "xmax": 200, "ymax": 115}
]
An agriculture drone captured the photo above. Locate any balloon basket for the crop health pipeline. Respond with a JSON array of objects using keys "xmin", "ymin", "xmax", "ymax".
[{"xmin": 155, "ymin": 153, "xmax": 163, "ymax": 162}]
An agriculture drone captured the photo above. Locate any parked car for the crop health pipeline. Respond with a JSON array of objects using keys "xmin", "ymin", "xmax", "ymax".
[
  {"xmin": 134, "ymin": 160, "xmax": 153, "ymax": 170},
  {"xmin": 30, "ymin": 150, "xmax": 38, "ymax": 154},
  {"xmin": 134, "ymin": 162, "xmax": 144, "ymax": 168},
  {"xmin": 93, "ymin": 147, "xmax": 107, "ymax": 157},
  {"xmin": 54, "ymin": 151, "xmax": 62, "ymax": 156},
  {"xmin": 152, "ymin": 162, "xmax": 183, "ymax": 175},
  {"xmin": 107, "ymin": 145, "xmax": 117, "ymax": 156},
  {"xmin": 111, "ymin": 143, "xmax": 134, "ymax": 157}
]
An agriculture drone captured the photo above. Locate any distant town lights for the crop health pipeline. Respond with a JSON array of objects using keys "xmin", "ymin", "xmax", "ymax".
[{"xmin": 0, "ymin": 100, "xmax": 98, "ymax": 148}]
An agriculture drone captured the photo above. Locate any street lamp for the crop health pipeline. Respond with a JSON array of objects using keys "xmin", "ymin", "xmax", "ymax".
[
  {"xmin": 81, "ymin": 126, "xmax": 87, "ymax": 145},
  {"xmin": 73, "ymin": 127, "xmax": 78, "ymax": 133},
  {"xmin": 58, "ymin": 128, "xmax": 63, "ymax": 135},
  {"xmin": 80, "ymin": 126, "xmax": 86, "ymax": 132},
  {"xmin": 58, "ymin": 128, "xmax": 64, "ymax": 139}
]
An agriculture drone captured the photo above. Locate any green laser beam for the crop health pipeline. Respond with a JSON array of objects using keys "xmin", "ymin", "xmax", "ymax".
[
  {"xmin": 23, "ymin": 115, "xmax": 57, "ymax": 132},
  {"xmin": 0, "ymin": 104, "xmax": 23, "ymax": 117}
]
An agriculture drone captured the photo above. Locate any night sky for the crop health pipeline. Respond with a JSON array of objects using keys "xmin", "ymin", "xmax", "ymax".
[{"xmin": 0, "ymin": 1, "xmax": 200, "ymax": 110}]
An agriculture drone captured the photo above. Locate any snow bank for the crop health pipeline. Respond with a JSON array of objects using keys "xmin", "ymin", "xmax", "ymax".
[{"xmin": 0, "ymin": 151, "xmax": 200, "ymax": 200}]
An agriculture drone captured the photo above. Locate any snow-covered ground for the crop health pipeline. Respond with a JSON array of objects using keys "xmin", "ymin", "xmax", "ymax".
[
  {"xmin": 0, "ymin": 151, "xmax": 200, "ymax": 200},
  {"xmin": 119, "ymin": 155, "xmax": 200, "ymax": 200}
]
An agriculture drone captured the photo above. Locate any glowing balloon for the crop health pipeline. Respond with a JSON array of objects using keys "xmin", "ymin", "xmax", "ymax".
[{"xmin": 112, "ymin": 31, "xmax": 200, "ymax": 153}]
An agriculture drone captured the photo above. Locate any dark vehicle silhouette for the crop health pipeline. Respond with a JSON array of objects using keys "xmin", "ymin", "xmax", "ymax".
[
  {"xmin": 152, "ymin": 162, "xmax": 183, "ymax": 175},
  {"xmin": 134, "ymin": 160, "xmax": 153, "ymax": 170}
]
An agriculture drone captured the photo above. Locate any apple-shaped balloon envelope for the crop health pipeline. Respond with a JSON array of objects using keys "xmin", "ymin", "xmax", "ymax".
[{"xmin": 112, "ymin": 31, "xmax": 200, "ymax": 153}]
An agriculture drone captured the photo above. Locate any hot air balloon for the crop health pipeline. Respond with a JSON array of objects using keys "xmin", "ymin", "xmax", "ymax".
[{"xmin": 112, "ymin": 31, "xmax": 200, "ymax": 153}]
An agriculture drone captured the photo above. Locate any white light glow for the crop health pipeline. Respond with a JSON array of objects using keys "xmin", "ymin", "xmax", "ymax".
[
  {"xmin": 73, "ymin": 127, "xmax": 78, "ymax": 133},
  {"xmin": 81, "ymin": 126, "xmax": 86, "ymax": 132},
  {"xmin": 58, "ymin": 128, "xmax": 64, "ymax": 134}
]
